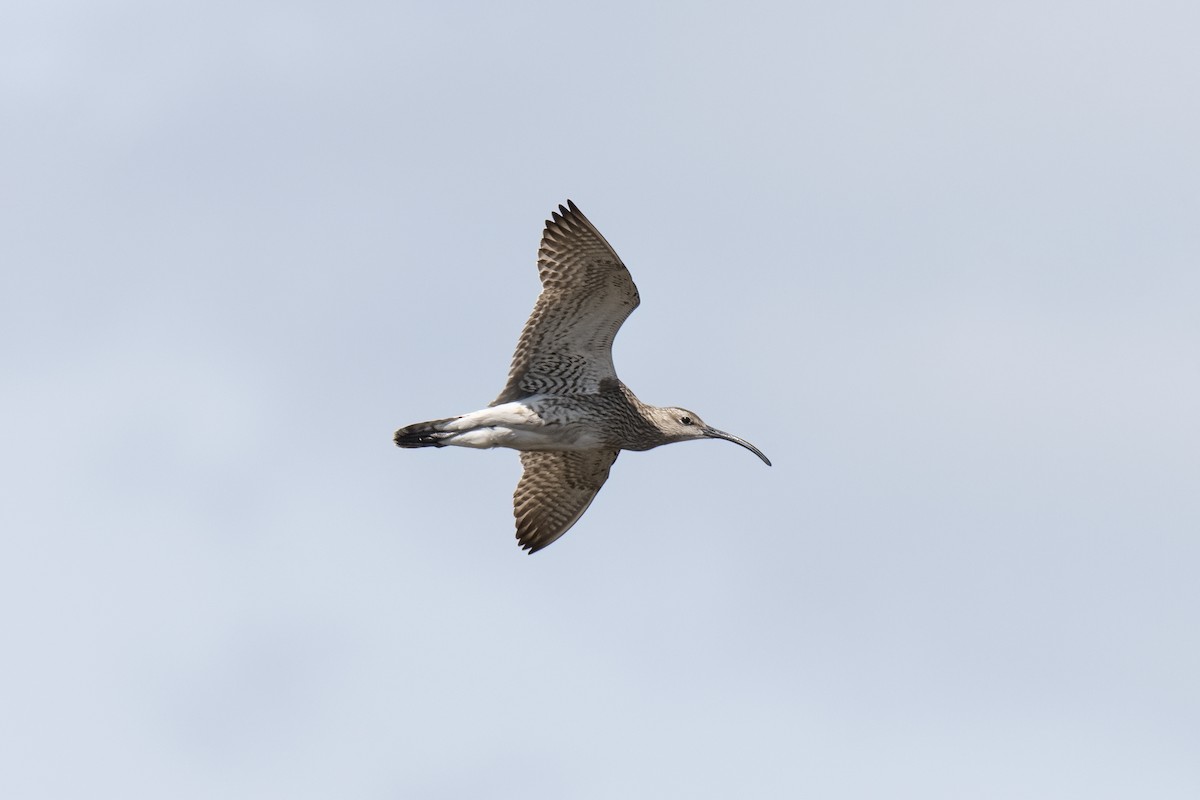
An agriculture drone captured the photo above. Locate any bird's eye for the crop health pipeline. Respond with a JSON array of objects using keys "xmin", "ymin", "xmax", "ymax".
[{"xmin": 680, "ymin": 416, "xmax": 693, "ymax": 425}]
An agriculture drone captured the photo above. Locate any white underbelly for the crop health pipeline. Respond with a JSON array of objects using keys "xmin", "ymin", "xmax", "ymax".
[{"xmin": 441, "ymin": 401, "xmax": 606, "ymax": 451}]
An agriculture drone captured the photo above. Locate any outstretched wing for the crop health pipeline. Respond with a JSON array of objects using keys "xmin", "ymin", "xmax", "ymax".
[
  {"xmin": 492, "ymin": 201, "xmax": 640, "ymax": 405},
  {"xmin": 513, "ymin": 449, "xmax": 620, "ymax": 553}
]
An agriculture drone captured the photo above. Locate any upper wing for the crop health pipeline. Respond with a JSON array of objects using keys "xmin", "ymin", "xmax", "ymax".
[
  {"xmin": 513, "ymin": 449, "xmax": 620, "ymax": 553},
  {"xmin": 491, "ymin": 201, "xmax": 640, "ymax": 405}
]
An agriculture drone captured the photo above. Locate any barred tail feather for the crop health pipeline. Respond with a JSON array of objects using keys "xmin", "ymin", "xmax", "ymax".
[{"xmin": 393, "ymin": 417, "xmax": 459, "ymax": 448}]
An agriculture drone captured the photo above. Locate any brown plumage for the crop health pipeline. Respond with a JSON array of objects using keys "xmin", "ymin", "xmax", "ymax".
[
  {"xmin": 394, "ymin": 200, "xmax": 770, "ymax": 553},
  {"xmin": 493, "ymin": 202, "xmax": 640, "ymax": 404}
]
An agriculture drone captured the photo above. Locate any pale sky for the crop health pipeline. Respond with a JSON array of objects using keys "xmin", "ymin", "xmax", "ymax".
[{"xmin": 3, "ymin": 2, "xmax": 1199, "ymax": 798}]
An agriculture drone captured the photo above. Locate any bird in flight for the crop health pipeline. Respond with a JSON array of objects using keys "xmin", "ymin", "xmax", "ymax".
[{"xmin": 395, "ymin": 200, "xmax": 771, "ymax": 553}]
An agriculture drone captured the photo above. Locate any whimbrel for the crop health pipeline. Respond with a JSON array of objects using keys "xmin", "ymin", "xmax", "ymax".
[{"xmin": 394, "ymin": 200, "xmax": 771, "ymax": 553}]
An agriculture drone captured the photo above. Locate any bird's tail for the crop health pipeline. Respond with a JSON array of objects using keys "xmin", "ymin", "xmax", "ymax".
[{"xmin": 393, "ymin": 416, "xmax": 459, "ymax": 448}]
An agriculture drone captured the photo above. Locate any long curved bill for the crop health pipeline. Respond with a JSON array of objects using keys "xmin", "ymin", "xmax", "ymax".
[{"xmin": 703, "ymin": 426, "xmax": 772, "ymax": 466}]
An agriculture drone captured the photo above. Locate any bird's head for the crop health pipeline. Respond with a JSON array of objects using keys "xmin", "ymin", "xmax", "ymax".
[{"xmin": 652, "ymin": 407, "xmax": 772, "ymax": 466}]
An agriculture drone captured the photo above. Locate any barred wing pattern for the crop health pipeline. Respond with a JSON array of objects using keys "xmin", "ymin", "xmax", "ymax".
[
  {"xmin": 513, "ymin": 449, "xmax": 620, "ymax": 552},
  {"xmin": 492, "ymin": 201, "xmax": 640, "ymax": 405}
]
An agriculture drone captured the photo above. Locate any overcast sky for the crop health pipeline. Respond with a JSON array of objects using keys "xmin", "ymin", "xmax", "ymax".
[{"xmin": 3, "ymin": 1, "xmax": 1198, "ymax": 798}]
